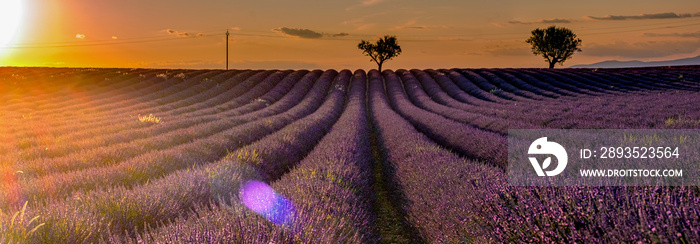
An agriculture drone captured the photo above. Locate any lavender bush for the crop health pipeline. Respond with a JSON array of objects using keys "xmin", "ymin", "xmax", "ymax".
[{"xmin": 0, "ymin": 66, "xmax": 698, "ymax": 243}]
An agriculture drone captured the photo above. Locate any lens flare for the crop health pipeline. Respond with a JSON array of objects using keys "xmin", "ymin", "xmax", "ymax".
[{"xmin": 239, "ymin": 180, "xmax": 295, "ymax": 225}]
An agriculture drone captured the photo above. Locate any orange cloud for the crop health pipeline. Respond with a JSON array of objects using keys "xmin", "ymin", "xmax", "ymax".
[
  {"xmin": 165, "ymin": 29, "xmax": 200, "ymax": 37},
  {"xmin": 507, "ymin": 18, "xmax": 573, "ymax": 25},
  {"xmin": 332, "ymin": 32, "xmax": 350, "ymax": 37},
  {"xmin": 585, "ymin": 12, "xmax": 700, "ymax": 20},
  {"xmin": 272, "ymin": 27, "xmax": 323, "ymax": 38}
]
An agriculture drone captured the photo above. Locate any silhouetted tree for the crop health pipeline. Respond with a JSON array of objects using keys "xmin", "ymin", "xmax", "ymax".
[
  {"xmin": 358, "ymin": 35, "xmax": 401, "ymax": 72},
  {"xmin": 526, "ymin": 26, "xmax": 582, "ymax": 68}
]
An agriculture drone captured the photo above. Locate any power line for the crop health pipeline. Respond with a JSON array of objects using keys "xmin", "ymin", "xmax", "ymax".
[
  {"xmin": 16, "ymin": 30, "xmax": 225, "ymax": 45},
  {"xmin": 5, "ymin": 35, "xmax": 223, "ymax": 48}
]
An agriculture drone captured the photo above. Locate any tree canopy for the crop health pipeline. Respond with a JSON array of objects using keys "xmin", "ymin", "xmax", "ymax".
[
  {"xmin": 358, "ymin": 35, "xmax": 402, "ymax": 72},
  {"xmin": 526, "ymin": 26, "xmax": 582, "ymax": 68}
]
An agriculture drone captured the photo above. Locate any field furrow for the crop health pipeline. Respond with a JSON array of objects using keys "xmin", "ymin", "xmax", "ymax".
[{"xmin": 0, "ymin": 66, "xmax": 698, "ymax": 243}]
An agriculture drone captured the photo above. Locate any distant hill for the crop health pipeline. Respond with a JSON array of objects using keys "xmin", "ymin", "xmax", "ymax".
[{"xmin": 570, "ymin": 55, "xmax": 700, "ymax": 68}]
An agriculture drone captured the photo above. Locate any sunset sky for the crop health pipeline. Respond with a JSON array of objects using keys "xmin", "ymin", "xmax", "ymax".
[{"xmin": 1, "ymin": 0, "xmax": 700, "ymax": 70}]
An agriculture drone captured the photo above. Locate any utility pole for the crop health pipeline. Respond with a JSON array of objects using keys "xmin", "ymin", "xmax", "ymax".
[{"xmin": 225, "ymin": 29, "xmax": 229, "ymax": 70}]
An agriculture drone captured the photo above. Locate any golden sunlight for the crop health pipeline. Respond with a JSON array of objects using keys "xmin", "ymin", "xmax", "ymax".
[{"xmin": 0, "ymin": 0, "xmax": 21, "ymax": 51}]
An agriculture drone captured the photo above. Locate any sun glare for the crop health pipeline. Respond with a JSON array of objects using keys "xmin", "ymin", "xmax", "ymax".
[{"xmin": 0, "ymin": 0, "xmax": 22, "ymax": 48}]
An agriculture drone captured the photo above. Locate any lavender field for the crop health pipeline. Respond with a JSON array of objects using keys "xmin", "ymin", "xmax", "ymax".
[{"xmin": 0, "ymin": 66, "xmax": 699, "ymax": 243}]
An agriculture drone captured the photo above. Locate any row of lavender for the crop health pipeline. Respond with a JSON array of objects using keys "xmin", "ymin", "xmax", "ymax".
[
  {"xmin": 9, "ymin": 69, "xmax": 383, "ymax": 243},
  {"xmin": 118, "ymin": 70, "xmax": 381, "ymax": 243},
  {"xmin": 1, "ymin": 70, "xmax": 330, "ymax": 185},
  {"xmin": 126, "ymin": 66, "xmax": 699, "ymax": 242},
  {"xmin": 428, "ymin": 68, "xmax": 700, "ymax": 129},
  {"xmin": 1, "ymin": 69, "xmax": 345, "ymax": 242},
  {"xmin": 4, "ymin": 66, "xmax": 696, "ymax": 161},
  {"xmin": 1, "ymin": 70, "xmax": 257, "ymax": 172},
  {"xmin": 6, "ymin": 68, "xmax": 340, "ymax": 208},
  {"xmin": 0, "ymin": 70, "xmax": 227, "ymax": 164},
  {"xmin": 371, "ymin": 69, "xmax": 700, "ymax": 242},
  {"xmin": 1, "ymin": 69, "xmax": 246, "ymax": 151},
  {"xmin": 1, "ymin": 70, "xmax": 317, "ymax": 209},
  {"xmin": 1, "ymin": 66, "xmax": 699, "ymax": 243}
]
